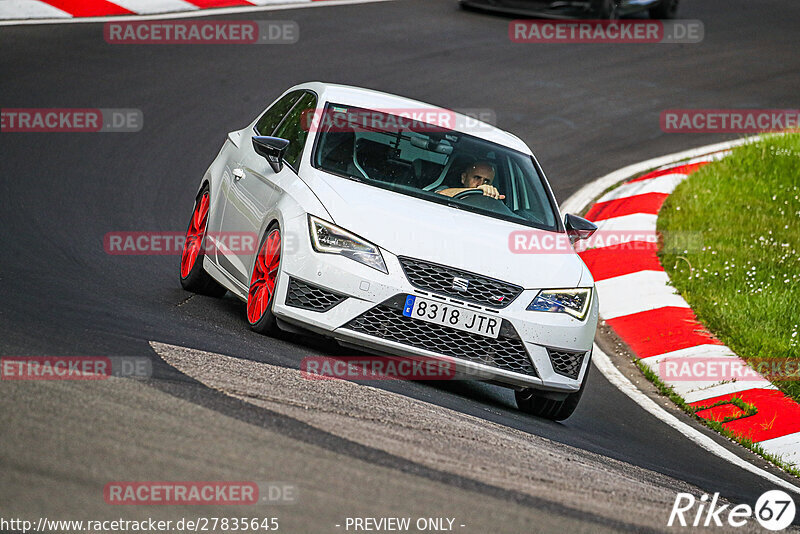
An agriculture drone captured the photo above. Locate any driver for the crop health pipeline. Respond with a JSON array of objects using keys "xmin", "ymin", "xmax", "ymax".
[{"xmin": 436, "ymin": 161, "xmax": 505, "ymax": 200}]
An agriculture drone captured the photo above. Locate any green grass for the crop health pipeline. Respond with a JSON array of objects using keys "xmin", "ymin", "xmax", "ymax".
[{"xmin": 658, "ymin": 134, "xmax": 800, "ymax": 401}]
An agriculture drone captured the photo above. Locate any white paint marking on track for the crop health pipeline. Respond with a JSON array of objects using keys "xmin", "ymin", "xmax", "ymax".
[
  {"xmin": 247, "ymin": 0, "xmax": 306, "ymax": 5},
  {"xmin": 596, "ymin": 173, "xmax": 688, "ymax": 203},
  {"xmin": 0, "ymin": 0, "xmax": 70, "ymax": 18},
  {"xmin": 645, "ymin": 343, "xmax": 740, "ymax": 363},
  {"xmin": 682, "ymin": 381, "xmax": 777, "ymax": 404},
  {"xmin": 640, "ymin": 345, "xmax": 776, "ymax": 401},
  {"xmin": 591, "ymin": 343, "xmax": 800, "ymax": 494},
  {"xmin": 760, "ymin": 433, "xmax": 800, "ymax": 467},
  {"xmin": 586, "ymin": 213, "xmax": 658, "ymax": 250},
  {"xmin": 108, "ymin": 0, "xmax": 199, "ymax": 15},
  {"xmin": 642, "ymin": 349, "xmax": 750, "ymax": 398},
  {"xmin": 671, "ymin": 152, "xmax": 731, "ymax": 167},
  {"xmin": 642, "ymin": 345, "xmax": 743, "ymax": 395},
  {"xmin": 594, "ymin": 212, "xmax": 657, "ymax": 231},
  {"xmin": 594, "ymin": 271, "xmax": 689, "ymax": 320}
]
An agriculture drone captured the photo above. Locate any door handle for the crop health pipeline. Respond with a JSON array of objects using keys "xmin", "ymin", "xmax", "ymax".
[{"xmin": 232, "ymin": 168, "xmax": 245, "ymax": 181}]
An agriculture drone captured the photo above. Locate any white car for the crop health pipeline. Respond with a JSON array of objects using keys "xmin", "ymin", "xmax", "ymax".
[{"xmin": 180, "ymin": 82, "xmax": 599, "ymax": 420}]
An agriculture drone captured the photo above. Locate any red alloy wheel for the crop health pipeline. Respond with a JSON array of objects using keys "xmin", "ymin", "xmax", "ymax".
[
  {"xmin": 247, "ymin": 228, "xmax": 281, "ymax": 324},
  {"xmin": 180, "ymin": 192, "xmax": 210, "ymax": 279}
]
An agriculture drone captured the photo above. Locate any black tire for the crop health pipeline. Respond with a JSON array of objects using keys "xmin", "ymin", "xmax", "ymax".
[
  {"xmin": 179, "ymin": 186, "xmax": 227, "ymax": 298},
  {"xmin": 247, "ymin": 224, "xmax": 282, "ymax": 336},
  {"xmin": 515, "ymin": 355, "xmax": 591, "ymax": 421},
  {"xmin": 594, "ymin": 0, "xmax": 620, "ymax": 19},
  {"xmin": 649, "ymin": 0, "xmax": 679, "ymax": 19}
]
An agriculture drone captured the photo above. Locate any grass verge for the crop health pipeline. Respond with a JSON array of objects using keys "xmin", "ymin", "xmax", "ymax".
[{"xmin": 658, "ymin": 133, "xmax": 800, "ymax": 401}]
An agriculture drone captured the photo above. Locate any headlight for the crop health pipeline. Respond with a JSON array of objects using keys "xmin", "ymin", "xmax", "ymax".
[
  {"xmin": 309, "ymin": 215, "xmax": 388, "ymax": 274},
  {"xmin": 527, "ymin": 288, "xmax": 592, "ymax": 320}
]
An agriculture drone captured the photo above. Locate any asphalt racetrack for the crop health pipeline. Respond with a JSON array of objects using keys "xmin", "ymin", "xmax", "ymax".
[{"xmin": 1, "ymin": 0, "xmax": 800, "ymax": 531}]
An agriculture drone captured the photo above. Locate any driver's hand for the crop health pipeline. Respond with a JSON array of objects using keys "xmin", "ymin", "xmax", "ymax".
[{"xmin": 477, "ymin": 184, "xmax": 505, "ymax": 200}]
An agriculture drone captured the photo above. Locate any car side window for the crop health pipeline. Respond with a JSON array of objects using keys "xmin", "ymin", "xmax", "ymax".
[
  {"xmin": 254, "ymin": 91, "xmax": 304, "ymax": 136},
  {"xmin": 272, "ymin": 92, "xmax": 317, "ymax": 170}
]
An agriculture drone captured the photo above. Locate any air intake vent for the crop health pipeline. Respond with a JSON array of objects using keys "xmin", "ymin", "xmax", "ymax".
[
  {"xmin": 547, "ymin": 348, "xmax": 585, "ymax": 380},
  {"xmin": 285, "ymin": 278, "xmax": 347, "ymax": 312},
  {"xmin": 344, "ymin": 295, "xmax": 537, "ymax": 377},
  {"xmin": 398, "ymin": 256, "xmax": 522, "ymax": 309}
]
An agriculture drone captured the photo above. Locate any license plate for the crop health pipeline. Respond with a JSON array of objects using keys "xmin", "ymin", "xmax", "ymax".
[{"xmin": 402, "ymin": 295, "xmax": 500, "ymax": 339}]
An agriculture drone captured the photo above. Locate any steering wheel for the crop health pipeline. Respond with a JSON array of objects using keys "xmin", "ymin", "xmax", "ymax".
[{"xmin": 453, "ymin": 189, "xmax": 487, "ymax": 200}]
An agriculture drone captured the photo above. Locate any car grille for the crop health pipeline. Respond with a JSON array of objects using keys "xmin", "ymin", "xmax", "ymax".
[
  {"xmin": 285, "ymin": 277, "xmax": 347, "ymax": 312},
  {"xmin": 344, "ymin": 295, "xmax": 536, "ymax": 377},
  {"xmin": 398, "ymin": 256, "xmax": 523, "ymax": 309},
  {"xmin": 547, "ymin": 348, "xmax": 586, "ymax": 380}
]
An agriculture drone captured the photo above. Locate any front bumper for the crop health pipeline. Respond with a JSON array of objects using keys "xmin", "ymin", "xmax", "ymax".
[{"xmin": 272, "ymin": 213, "xmax": 599, "ymax": 392}]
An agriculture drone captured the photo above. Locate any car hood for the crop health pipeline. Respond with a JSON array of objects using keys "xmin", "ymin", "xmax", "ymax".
[{"xmin": 302, "ymin": 169, "xmax": 585, "ymax": 289}]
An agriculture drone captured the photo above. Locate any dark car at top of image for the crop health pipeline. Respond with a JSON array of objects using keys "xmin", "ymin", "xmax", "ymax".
[{"xmin": 459, "ymin": 0, "xmax": 680, "ymax": 19}]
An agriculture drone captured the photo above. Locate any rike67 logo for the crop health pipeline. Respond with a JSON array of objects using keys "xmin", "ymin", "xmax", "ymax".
[{"xmin": 668, "ymin": 490, "xmax": 796, "ymax": 530}]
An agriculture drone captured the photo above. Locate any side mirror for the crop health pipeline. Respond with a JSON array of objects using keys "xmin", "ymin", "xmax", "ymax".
[
  {"xmin": 252, "ymin": 136, "xmax": 290, "ymax": 173},
  {"xmin": 564, "ymin": 213, "xmax": 597, "ymax": 245}
]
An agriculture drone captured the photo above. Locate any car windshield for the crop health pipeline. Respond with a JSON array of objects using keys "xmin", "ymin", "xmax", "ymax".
[{"xmin": 310, "ymin": 103, "xmax": 560, "ymax": 232}]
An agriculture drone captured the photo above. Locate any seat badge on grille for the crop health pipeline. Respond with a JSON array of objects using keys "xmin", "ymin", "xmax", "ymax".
[{"xmin": 452, "ymin": 277, "xmax": 470, "ymax": 292}]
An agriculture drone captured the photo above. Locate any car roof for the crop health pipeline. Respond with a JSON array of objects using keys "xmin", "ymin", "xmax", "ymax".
[{"xmin": 285, "ymin": 81, "xmax": 532, "ymax": 155}]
